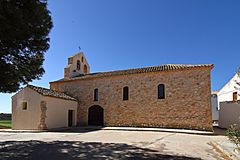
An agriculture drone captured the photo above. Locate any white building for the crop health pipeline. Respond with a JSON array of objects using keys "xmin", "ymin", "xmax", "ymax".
[
  {"xmin": 217, "ymin": 69, "xmax": 240, "ymax": 107},
  {"xmin": 12, "ymin": 85, "xmax": 78, "ymax": 130},
  {"xmin": 212, "ymin": 69, "xmax": 240, "ymax": 123}
]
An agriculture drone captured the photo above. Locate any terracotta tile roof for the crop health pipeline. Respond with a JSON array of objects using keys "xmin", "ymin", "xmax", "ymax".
[
  {"xmin": 53, "ymin": 64, "xmax": 213, "ymax": 82},
  {"xmin": 27, "ymin": 85, "xmax": 77, "ymax": 101}
]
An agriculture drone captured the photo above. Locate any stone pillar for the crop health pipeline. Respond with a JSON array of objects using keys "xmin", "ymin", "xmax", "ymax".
[{"xmin": 38, "ymin": 101, "xmax": 47, "ymax": 130}]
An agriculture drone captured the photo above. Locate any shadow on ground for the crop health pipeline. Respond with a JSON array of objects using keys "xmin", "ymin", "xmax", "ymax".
[
  {"xmin": 48, "ymin": 126, "xmax": 103, "ymax": 133},
  {"xmin": 0, "ymin": 141, "xmax": 201, "ymax": 160},
  {"xmin": 213, "ymin": 127, "xmax": 226, "ymax": 136}
]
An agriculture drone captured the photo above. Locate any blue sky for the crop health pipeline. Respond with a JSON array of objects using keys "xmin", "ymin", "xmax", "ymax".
[{"xmin": 1, "ymin": 0, "xmax": 240, "ymax": 113}]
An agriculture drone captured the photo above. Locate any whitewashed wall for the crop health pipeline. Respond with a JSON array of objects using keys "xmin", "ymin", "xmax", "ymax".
[
  {"xmin": 217, "ymin": 71, "xmax": 240, "ymax": 108},
  {"xmin": 12, "ymin": 87, "xmax": 42, "ymax": 130},
  {"xmin": 44, "ymin": 96, "xmax": 77, "ymax": 129},
  {"xmin": 12, "ymin": 87, "xmax": 78, "ymax": 130}
]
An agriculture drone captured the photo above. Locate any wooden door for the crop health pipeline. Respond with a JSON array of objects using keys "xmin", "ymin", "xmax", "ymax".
[
  {"xmin": 233, "ymin": 92, "xmax": 238, "ymax": 102},
  {"xmin": 88, "ymin": 105, "xmax": 104, "ymax": 126}
]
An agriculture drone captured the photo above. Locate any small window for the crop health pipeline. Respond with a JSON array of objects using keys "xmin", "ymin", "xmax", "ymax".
[
  {"xmin": 94, "ymin": 89, "xmax": 98, "ymax": 101},
  {"xmin": 158, "ymin": 84, "xmax": 165, "ymax": 99},
  {"xmin": 82, "ymin": 56, "xmax": 84, "ymax": 62},
  {"xmin": 77, "ymin": 60, "xmax": 81, "ymax": 70},
  {"xmin": 22, "ymin": 102, "xmax": 27, "ymax": 110},
  {"xmin": 123, "ymin": 86, "xmax": 129, "ymax": 101},
  {"xmin": 233, "ymin": 92, "xmax": 238, "ymax": 102}
]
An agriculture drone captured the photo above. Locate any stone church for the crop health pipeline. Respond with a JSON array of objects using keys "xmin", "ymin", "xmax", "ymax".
[
  {"xmin": 12, "ymin": 52, "xmax": 213, "ymax": 131},
  {"xmin": 51, "ymin": 52, "xmax": 213, "ymax": 131}
]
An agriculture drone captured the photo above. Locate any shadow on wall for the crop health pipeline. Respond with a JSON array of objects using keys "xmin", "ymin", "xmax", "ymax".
[{"xmin": 0, "ymin": 141, "xmax": 201, "ymax": 160}]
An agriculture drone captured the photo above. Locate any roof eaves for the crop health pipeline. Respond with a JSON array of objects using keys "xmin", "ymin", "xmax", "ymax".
[
  {"xmin": 26, "ymin": 85, "xmax": 77, "ymax": 102},
  {"xmin": 50, "ymin": 64, "xmax": 213, "ymax": 83}
]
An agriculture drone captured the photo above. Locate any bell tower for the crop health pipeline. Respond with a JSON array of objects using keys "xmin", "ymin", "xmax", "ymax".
[{"xmin": 64, "ymin": 52, "xmax": 90, "ymax": 78}]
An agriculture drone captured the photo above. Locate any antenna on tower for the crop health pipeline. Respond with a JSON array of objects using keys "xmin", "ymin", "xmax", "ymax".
[{"xmin": 78, "ymin": 46, "xmax": 81, "ymax": 51}]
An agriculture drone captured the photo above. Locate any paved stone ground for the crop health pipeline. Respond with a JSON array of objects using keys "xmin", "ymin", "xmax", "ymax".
[
  {"xmin": 0, "ymin": 129, "xmax": 228, "ymax": 160},
  {"xmin": 215, "ymin": 140, "xmax": 240, "ymax": 160}
]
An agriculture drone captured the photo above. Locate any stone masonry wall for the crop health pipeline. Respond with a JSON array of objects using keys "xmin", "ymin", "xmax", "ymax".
[{"xmin": 50, "ymin": 67, "xmax": 213, "ymax": 131}]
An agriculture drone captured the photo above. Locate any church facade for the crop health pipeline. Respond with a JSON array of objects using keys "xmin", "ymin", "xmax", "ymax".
[{"xmin": 50, "ymin": 52, "xmax": 213, "ymax": 131}]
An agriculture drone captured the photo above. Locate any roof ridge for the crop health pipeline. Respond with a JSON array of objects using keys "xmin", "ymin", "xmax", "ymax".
[
  {"xmin": 89, "ymin": 64, "xmax": 212, "ymax": 73},
  {"xmin": 27, "ymin": 84, "xmax": 50, "ymax": 90},
  {"xmin": 51, "ymin": 63, "xmax": 213, "ymax": 83}
]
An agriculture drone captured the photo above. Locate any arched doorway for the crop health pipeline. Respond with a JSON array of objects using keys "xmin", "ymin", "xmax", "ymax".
[
  {"xmin": 88, "ymin": 105, "xmax": 104, "ymax": 126},
  {"xmin": 84, "ymin": 64, "xmax": 88, "ymax": 74}
]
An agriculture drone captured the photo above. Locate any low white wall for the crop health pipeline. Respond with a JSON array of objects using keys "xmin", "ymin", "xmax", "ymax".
[
  {"xmin": 219, "ymin": 102, "xmax": 240, "ymax": 128},
  {"xmin": 44, "ymin": 96, "xmax": 77, "ymax": 129},
  {"xmin": 12, "ymin": 88, "xmax": 42, "ymax": 130}
]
